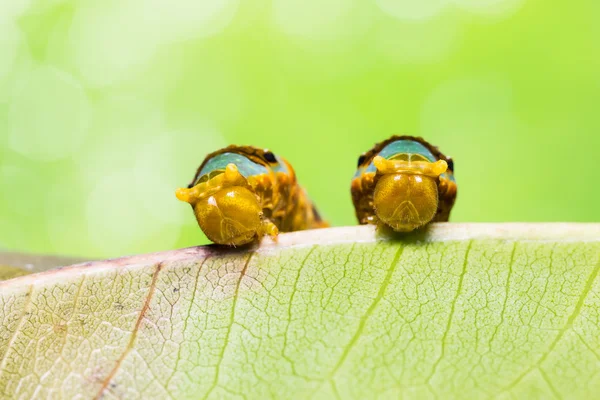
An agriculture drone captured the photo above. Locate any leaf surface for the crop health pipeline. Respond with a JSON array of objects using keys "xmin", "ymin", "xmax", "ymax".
[{"xmin": 1, "ymin": 224, "xmax": 599, "ymax": 399}]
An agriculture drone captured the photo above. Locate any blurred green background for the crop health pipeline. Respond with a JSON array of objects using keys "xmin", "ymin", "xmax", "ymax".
[{"xmin": 0, "ymin": 0, "xmax": 599, "ymax": 258}]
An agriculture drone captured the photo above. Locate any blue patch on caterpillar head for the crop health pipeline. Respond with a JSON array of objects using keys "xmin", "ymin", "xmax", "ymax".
[
  {"xmin": 378, "ymin": 140, "xmax": 436, "ymax": 162},
  {"xmin": 195, "ymin": 152, "xmax": 269, "ymax": 185},
  {"xmin": 354, "ymin": 140, "xmax": 437, "ymax": 177},
  {"xmin": 353, "ymin": 165, "xmax": 368, "ymax": 179},
  {"xmin": 270, "ymin": 154, "xmax": 289, "ymax": 174},
  {"xmin": 441, "ymin": 172, "xmax": 456, "ymax": 183}
]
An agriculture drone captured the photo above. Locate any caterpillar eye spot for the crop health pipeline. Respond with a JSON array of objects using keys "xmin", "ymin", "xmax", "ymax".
[
  {"xmin": 264, "ymin": 151, "xmax": 276, "ymax": 163},
  {"xmin": 357, "ymin": 154, "xmax": 366, "ymax": 167}
]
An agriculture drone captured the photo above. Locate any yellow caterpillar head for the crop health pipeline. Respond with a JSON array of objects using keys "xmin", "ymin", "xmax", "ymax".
[
  {"xmin": 372, "ymin": 156, "xmax": 447, "ymax": 232},
  {"xmin": 176, "ymin": 163, "xmax": 273, "ymax": 246}
]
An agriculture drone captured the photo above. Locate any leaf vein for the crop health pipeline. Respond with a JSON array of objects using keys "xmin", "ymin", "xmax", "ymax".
[
  {"xmin": 55, "ymin": 276, "xmax": 86, "ymax": 369},
  {"xmin": 0, "ymin": 284, "xmax": 34, "ymax": 383},
  {"xmin": 539, "ymin": 367, "xmax": 561, "ymax": 399},
  {"xmin": 203, "ymin": 252, "xmax": 254, "ymax": 400},
  {"xmin": 487, "ymin": 241, "xmax": 518, "ymax": 350},
  {"xmin": 166, "ymin": 257, "xmax": 210, "ymax": 389},
  {"xmin": 93, "ymin": 262, "xmax": 164, "ymax": 400},
  {"xmin": 426, "ymin": 240, "xmax": 473, "ymax": 386},
  {"xmin": 282, "ymin": 246, "xmax": 317, "ymax": 374},
  {"xmin": 314, "ymin": 244, "xmax": 405, "ymax": 397},
  {"xmin": 498, "ymin": 252, "xmax": 600, "ymax": 396}
]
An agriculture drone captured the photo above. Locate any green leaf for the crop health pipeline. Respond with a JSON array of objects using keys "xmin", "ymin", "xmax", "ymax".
[{"xmin": 1, "ymin": 224, "xmax": 599, "ymax": 399}]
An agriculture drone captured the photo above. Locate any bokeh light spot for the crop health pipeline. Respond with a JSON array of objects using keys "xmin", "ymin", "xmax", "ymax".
[
  {"xmin": 86, "ymin": 170, "xmax": 180, "ymax": 257},
  {"xmin": 8, "ymin": 66, "xmax": 90, "ymax": 161},
  {"xmin": 44, "ymin": 171, "xmax": 90, "ymax": 256},
  {"xmin": 0, "ymin": 22, "xmax": 20, "ymax": 83},
  {"xmin": 133, "ymin": 129, "xmax": 227, "ymax": 225},
  {"xmin": 0, "ymin": 24, "xmax": 32, "ymax": 104},
  {"xmin": 0, "ymin": 164, "xmax": 42, "ymax": 217},
  {"xmin": 272, "ymin": 0, "xmax": 369, "ymax": 41},
  {"xmin": 454, "ymin": 0, "xmax": 524, "ymax": 17},
  {"xmin": 376, "ymin": 0, "xmax": 450, "ymax": 21},
  {"xmin": 68, "ymin": 2, "xmax": 159, "ymax": 87},
  {"xmin": 374, "ymin": 16, "xmax": 461, "ymax": 64},
  {"xmin": 138, "ymin": 0, "xmax": 239, "ymax": 41},
  {"xmin": 69, "ymin": 0, "xmax": 238, "ymax": 87},
  {"xmin": 0, "ymin": 0, "xmax": 33, "ymax": 20}
]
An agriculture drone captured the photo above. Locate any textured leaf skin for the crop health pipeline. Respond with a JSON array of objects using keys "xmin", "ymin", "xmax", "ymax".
[{"xmin": 0, "ymin": 224, "xmax": 599, "ymax": 399}]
